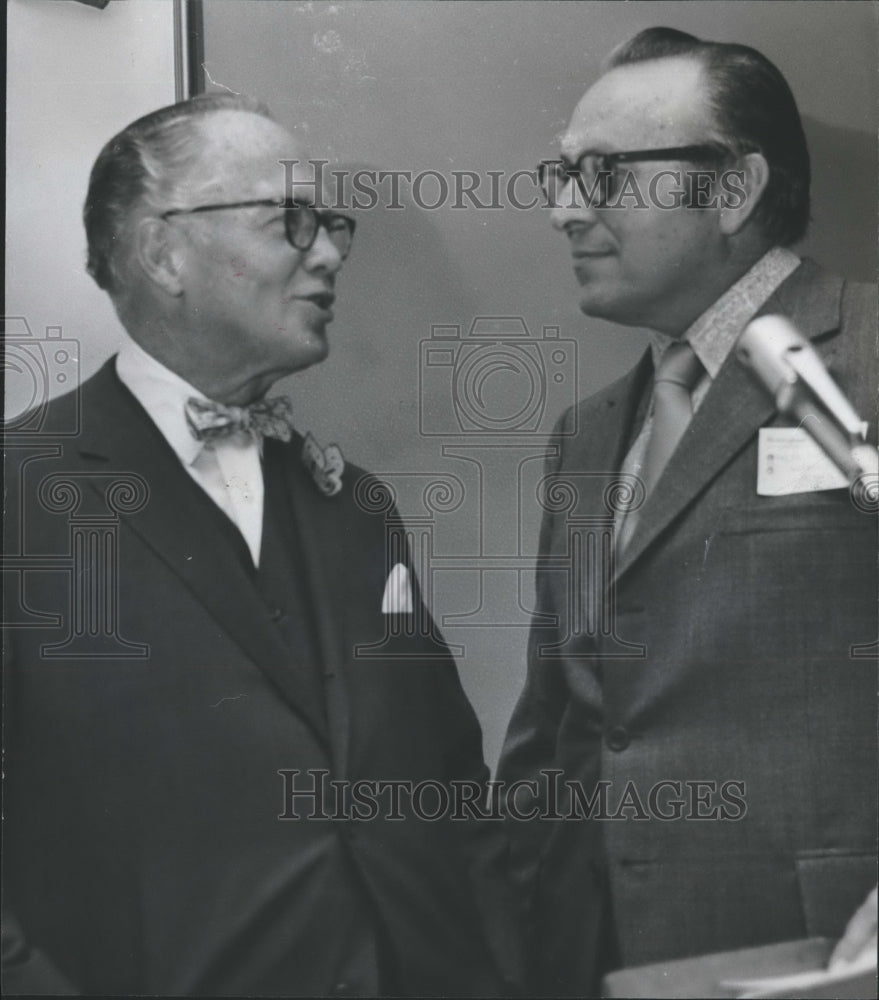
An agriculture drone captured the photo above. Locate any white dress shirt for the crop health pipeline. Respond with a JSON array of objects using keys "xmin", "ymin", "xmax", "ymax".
[{"xmin": 116, "ymin": 340, "xmax": 265, "ymax": 566}]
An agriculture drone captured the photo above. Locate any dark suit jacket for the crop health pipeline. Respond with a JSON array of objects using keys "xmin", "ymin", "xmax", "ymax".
[
  {"xmin": 3, "ymin": 361, "xmax": 520, "ymax": 996},
  {"xmin": 498, "ymin": 260, "xmax": 878, "ymax": 995}
]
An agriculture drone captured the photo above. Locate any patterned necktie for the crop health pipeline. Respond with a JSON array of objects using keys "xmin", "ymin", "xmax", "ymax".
[
  {"xmin": 185, "ymin": 396, "xmax": 295, "ymax": 443},
  {"xmin": 618, "ymin": 342, "xmax": 703, "ymax": 552},
  {"xmin": 641, "ymin": 341, "xmax": 704, "ymax": 493}
]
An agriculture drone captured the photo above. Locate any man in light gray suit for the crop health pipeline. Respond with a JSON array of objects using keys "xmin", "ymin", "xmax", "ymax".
[{"xmin": 499, "ymin": 27, "xmax": 877, "ymax": 995}]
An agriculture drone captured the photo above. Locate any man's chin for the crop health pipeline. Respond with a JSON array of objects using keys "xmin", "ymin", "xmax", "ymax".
[
  {"xmin": 276, "ymin": 333, "xmax": 330, "ymax": 378},
  {"xmin": 302, "ymin": 333, "xmax": 331, "ymax": 366},
  {"xmin": 577, "ymin": 290, "xmax": 614, "ymax": 321}
]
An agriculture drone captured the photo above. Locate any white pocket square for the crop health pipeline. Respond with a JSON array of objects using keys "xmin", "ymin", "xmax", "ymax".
[{"xmin": 381, "ymin": 563, "xmax": 413, "ymax": 614}]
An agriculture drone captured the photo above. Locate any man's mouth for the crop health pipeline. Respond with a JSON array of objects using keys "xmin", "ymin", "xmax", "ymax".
[
  {"xmin": 298, "ymin": 291, "xmax": 336, "ymax": 311},
  {"xmin": 573, "ymin": 249, "xmax": 613, "ymax": 259}
]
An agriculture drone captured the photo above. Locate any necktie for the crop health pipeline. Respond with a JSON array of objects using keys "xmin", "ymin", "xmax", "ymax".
[
  {"xmin": 640, "ymin": 341, "xmax": 704, "ymax": 493},
  {"xmin": 185, "ymin": 395, "xmax": 295, "ymax": 443},
  {"xmin": 618, "ymin": 342, "xmax": 703, "ymax": 552}
]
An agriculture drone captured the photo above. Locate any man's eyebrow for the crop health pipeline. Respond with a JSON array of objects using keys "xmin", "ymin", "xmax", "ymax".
[
  {"xmin": 556, "ymin": 149, "xmax": 609, "ymax": 166},
  {"xmin": 559, "ymin": 139, "xmax": 598, "ymax": 160},
  {"xmin": 238, "ymin": 199, "xmax": 291, "ymax": 226},
  {"xmin": 248, "ymin": 197, "xmax": 298, "ymax": 214}
]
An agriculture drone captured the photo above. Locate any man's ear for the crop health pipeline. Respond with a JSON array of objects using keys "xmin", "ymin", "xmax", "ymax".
[
  {"xmin": 718, "ymin": 151, "xmax": 770, "ymax": 236},
  {"xmin": 135, "ymin": 217, "xmax": 186, "ymax": 296}
]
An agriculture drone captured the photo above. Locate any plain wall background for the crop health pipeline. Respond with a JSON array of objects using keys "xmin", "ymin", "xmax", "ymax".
[{"xmin": 6, "ymin": 1, "xmax": 877, "ymax": 771}]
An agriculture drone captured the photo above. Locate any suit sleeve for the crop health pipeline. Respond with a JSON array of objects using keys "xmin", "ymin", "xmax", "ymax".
[
  {"xmin": 402, "ymin": 560, "xmax": 526, "ymax": 994},
  {"xmin": 836, "ymin": 279, "xmax": 879, "ymax": 436},
  {"xmin": 2, "ymin": 622, "xmax": 78, "ymax": 994},
  {"xmin": 1, "ymin": 904, "xmax": 79, "ymax": 996},
  {"xmin": 496, "ymin": 415, "xmax": 578, "ymax": 903}
]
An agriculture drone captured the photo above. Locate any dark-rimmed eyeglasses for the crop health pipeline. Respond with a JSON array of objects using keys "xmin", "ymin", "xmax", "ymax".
[
  {"xmin": 161, "ymin": 200, "xmax": 356, "ymax": 258},
  {"xmin": 538, "ymin": 144, "xmax": 731, "ymax": 208}
]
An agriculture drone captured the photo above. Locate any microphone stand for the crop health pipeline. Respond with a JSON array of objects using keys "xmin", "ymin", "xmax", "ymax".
[{"xmin": 736, "ymin": 315, "xmax": 878, "ymax": 485}]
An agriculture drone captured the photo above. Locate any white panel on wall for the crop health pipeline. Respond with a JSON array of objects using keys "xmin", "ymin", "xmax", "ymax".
[{"xmin": 5, "ymin": 0, "xmax": 177, "ymax": 420}]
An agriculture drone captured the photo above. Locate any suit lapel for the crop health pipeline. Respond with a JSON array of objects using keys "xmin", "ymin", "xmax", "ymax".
[
  {"xmin": 272, "ymin": 438, "xmax": 350, "ymax": 675},
  {"xmin": 563, "ymin": 352, "xmax": 653, "ymax": 520},
  {"xmin": 614, "ymin": 356, "xmax": 775, "ymax": 577},
  {"xmin": 614, "ymin": 260, "xmax": 845, "ymax": 579},
  {"xmin": 272, "ymin": 438, "xmax": 353, "ymax": 776},
  {"xmin": 76, "ymin": 363, "xmax": 331, "ymax": 749}
]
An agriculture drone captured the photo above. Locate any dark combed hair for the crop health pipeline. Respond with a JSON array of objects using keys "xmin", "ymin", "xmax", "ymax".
[
  {"xmin": 84, "ymin": 93, "xmax": 273, "ymax": 294},
  {"xmin": 607, "ymin": 27, "xmax": 811, "ymax": 246}
]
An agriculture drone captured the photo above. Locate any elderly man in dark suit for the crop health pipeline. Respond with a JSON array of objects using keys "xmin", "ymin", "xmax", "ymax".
[
  {"xmin": 498, "ymin": 28, "xmax": 877, "ymax": 996},
  {"xmin": 3, "ymin": 94, "xmax": 519, "ymax": 996}
]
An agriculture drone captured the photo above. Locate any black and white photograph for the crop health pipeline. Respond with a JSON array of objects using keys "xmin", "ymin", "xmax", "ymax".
[{"xmin": 3, "ymin": 1, "xmax": 877, "ymax": 996}]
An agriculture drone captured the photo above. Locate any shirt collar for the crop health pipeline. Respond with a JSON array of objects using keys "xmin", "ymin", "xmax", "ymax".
[
  {"xmin": 115, "ymin": 339, "xmax": 209, "ymax": 468},
  {"xmin": 649, "ymin": 246, "xmax": 801, "ymax": 377}
]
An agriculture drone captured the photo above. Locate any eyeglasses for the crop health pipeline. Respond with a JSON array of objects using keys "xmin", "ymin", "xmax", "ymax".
[
  {"xmin": 538, "ymin": 144, "xmax": 731, "ymax": 208},
  {"xmin": 161, "ymin": 200, "xmax": 356, "ymax": 258}
]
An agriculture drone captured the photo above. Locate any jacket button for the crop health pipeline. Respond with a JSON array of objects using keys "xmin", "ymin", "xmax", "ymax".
[
  {"xmin": 605, "ymin": 726, "xmax": 630, "ymax": 751},
  {"xmin": 332, "ymin": 983, "xmax": 351, "ymax": 996},
  {"xmin": 270, "ymin": 607, "xmax": 284, "ymax": 622}
]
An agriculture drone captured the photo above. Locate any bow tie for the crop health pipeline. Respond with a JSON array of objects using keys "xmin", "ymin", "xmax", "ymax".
[{"xmin": 185, "ymin": 396, "xmax": 295, "ymax": 443}]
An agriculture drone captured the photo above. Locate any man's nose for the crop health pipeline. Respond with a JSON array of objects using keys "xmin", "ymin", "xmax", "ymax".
[
  {"xmin": 303, "ymin": 225, "xmax": 343, "ymax": 273},
  {"xmin": 550, "ymin": 178, "xmax": 600, "ymax": 232}
]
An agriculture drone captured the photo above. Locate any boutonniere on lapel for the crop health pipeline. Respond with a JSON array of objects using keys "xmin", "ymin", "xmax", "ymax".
[{"xmin": 301, "ymin": 432, "xmax": 345, "ymax": 497}]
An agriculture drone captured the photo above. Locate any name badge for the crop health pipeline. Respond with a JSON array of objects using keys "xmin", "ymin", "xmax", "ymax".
[{"xmin": 757, "ymin": 427, "xmax": 848, "ymax": 496}]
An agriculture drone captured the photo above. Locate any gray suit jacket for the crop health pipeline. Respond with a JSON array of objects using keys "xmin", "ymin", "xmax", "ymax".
[{"xmin": 498, "ymin": 260, "xmax": 878, "ymax": 995}]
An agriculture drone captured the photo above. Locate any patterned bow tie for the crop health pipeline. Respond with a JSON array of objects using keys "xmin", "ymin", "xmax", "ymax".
[{"xmin": 185, "ymin": 396, "xmax": 295, "ymax": 443}]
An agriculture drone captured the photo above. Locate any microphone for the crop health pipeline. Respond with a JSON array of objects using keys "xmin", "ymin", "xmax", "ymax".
[{"xmin": 736, "ymin": 315, "xmax": 877, "ymax": 483}]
